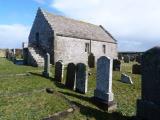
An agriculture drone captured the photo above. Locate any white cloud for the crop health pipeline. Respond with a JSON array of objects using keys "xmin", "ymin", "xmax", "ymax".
[
  {"xmin": 51, "ymin": 0, "xmax": 160, "ymax": 51},
  {"xmin": 34, "ymin": 0, "xmax": 46, "ymax": 4},
  {"xmin": 0, "ymin": 24, "xmax": 30, "ymax": 48}
]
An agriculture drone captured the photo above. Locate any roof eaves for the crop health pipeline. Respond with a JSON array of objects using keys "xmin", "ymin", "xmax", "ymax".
[{"xmin": 99, "ymin": 25, "xmax": 117, "ymax": 43}]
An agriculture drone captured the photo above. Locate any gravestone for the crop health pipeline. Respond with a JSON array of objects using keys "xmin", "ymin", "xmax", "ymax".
[
  {"xmin": 132, "ymin": 64, "xmax": 141, "ymax": 74},
  {"xmin": 121, "ymin": 73, "xmax": 133, "ymax": 84},
  {"xmin": 124, "ymin": 55, "xmax": 130, "ymax": 63},
  {"xmin": 75, "ymin": 63, "xmax": 88, "ymax": 94},
  {"xmin": 88, "ymin": 53, "xmax": 95, "ymax": 68},
  {"xmin": 94, "ymin": 56, "xmax": 117, "ymax": 112},
  {"xmin": 23, "ymin": 48, "xmax": 28, "ymax": 65},
  {"xmin": 130, "ymin": 56, "xmax": 135, "ymax": 62},
  {"xmin": 65, "ymin": 63, "xmax": 76, "ymax": 89},
  {"xmin": 136, "ymin": 55, "xmax": 142, "ymax": 64},
  {"xmin": 118, "ymin": 54, "xmax": 122, "ymax": 60},
  {"xmin": 137, "ymin": 46, "xmax": 160, "ymax": 120},
  {"xmin": 55, "ymin": 61, "xmax": 64, "ymax": 82},
  {"xmin": 113, "ymin": 59, "xmax": 121, "ymax": 71},
  {"xmin": 42, "ymin": 53, "xmax": 50, "ymax": 78}
]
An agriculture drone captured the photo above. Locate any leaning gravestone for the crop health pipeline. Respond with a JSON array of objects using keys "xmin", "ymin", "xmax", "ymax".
[
  {"xmin": 132, "ymin": 64, "xmax": 141, "ymax": 74},
  {"xmin": 113, "ymin": 59, "xmax": 121, "ymax": 71},
  {"xmin": 121, "ymin": 73, "xmax": 133, "ymax": 84},
  {"xmin": 124, "ymin": 55, "xmax": 130, "ymax": 63},
  {"xmin": 94, "ymin": 56, "xmax": 117, "ymax": 112},
  {"xmin": 75, "ymin": 63, "xmax": 88, "ymax": 94},
  {"xmin": 65, "ymin": 63, "xmax": 76, "ymax": 89},
  {"xmin": 137, "ymin": 46, "xmax": 160, "ymax": 120},
  {"xmin": 88, "ymin": 53, "xmax": 95, "ymax": 68},
  {"xmin": 54, "ymin": 61, "xmax": 64, "ymax": 82},
  {"xmin": 42, "ymin": 53, "xmax": 50, "ymax": 78}
]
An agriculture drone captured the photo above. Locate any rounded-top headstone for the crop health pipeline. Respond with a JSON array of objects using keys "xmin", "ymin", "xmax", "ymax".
[
  {"xmin": 113, "ymin": 59, "xmax": 121, "ymax": 71},
  {"xmin": 96, "ymin": 56, "xmax": 113, "ymax": 94},
  {"xmin": 76, "ymin": 63, "xmax": 88, "ymax": 94},
  {"xmin": 65, "ymin": 63, "xmax": 76, "ymax": 89},
  {"xmin": 55, "ymin": 61, "xmax": 63, "ymax": 82},
  {"xmin": 88, "ymin": 53, "xmax": 95, "ymax": 68}
]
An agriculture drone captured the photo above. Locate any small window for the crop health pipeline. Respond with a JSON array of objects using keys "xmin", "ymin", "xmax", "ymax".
[
  {"xmin": 36, "ymin": 32, "xmax": 39, "ymax": 47},
  {"xmin": 85, "ymin": 43, "xmax": 90, "ymax": 53},
  {"xmin": 102, "ymin": 45, "xmax": 106, "ymax": 54},
  {"xmin": 36, "ymin": 32, "xmax": 39, "ymax": 41}
]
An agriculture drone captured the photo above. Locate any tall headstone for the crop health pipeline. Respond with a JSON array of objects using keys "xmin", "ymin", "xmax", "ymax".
[
  {"xmin": 113, "ymin": 59, "xmax": 121, "ymax": 71},
  {"xmin": 42, "ymin": 53, "xmax": 50, "ymax": 78},
  {"xmin": 88, "ymin": 53, "xmax": 95, "ymax": 68},
  {"xmin": 65, "ymin": 63, "xmax": 76, "ymax": 89},
  {"xmin": 94, "ymin": 56, "xmax": 117, "ymax": 112},
  {"xmin": 137, "ymin": 46, "xmax": 160, "ymax": 120},
  {"xmin": 55, "ymin": 61, "xmax": 64, "ymax": 82},
  {"xmin": 75, "ymin": 63, "xmax": 88, "ymax": 94}
]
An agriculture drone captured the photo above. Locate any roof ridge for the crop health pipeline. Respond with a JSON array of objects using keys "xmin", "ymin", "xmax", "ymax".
[
  {"xmin": 35, "ymin": 8, "xmax": 116, "ymax": 43},
  {"xmin": 40, "ymin": 8, "xmax": 100, "ymax": 28}
]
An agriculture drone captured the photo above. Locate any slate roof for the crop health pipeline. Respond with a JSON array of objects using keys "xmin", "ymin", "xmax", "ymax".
[{"xmin": 40, "ymin": 8, "xmax": 116, "ymax": 43}]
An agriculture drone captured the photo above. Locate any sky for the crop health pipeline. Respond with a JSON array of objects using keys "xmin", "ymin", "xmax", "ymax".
[{"xmin": 0, "ymin": 0, "xmax": 160, "ymax": 51}]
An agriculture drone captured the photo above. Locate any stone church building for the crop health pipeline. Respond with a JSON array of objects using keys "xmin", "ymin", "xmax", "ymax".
[{"xmin": 27, "ymin": 8, "xmax": 117, "ymax": 66}]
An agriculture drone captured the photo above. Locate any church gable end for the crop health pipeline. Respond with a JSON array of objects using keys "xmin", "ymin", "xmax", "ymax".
[{"xmin": 28, "ymin": 8, "xmax": 54, "ymax": 53}]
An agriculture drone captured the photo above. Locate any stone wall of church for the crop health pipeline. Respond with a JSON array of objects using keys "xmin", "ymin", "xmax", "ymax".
[
  {"xmin": 28, "ymin": 9, "xmax": 54, "ymax": 63},
  {"xmin": 54, "ymin": 36, "xmax": 117, "ymax": 65}
]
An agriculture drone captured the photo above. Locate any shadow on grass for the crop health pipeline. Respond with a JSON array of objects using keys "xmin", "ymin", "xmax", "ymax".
[
  {"xmin": 73, "ymin": 101, "xmax": 134, "ymax": 120},
  {"xmin": 60, "ymin": 91, "xmax": 135, "ymax": 120},
  {"xmin": 52, "ymin": 78, "xmax": 66, "ymax": 89},
  {"xmin": 60, "ymin": 91, "xmax": 91, "ymax": 102},
  {"xmin": 29, "ymin": 72, "xmax": 68, "ymax": 90},
  {"xmin": 29, "ymin": 72, "xmax": 54, "ymax": 81}
]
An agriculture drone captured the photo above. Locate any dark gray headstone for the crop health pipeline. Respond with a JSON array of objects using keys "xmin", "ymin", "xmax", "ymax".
[
  {"xmin": 94, "ymin": 56, "xmax": 117, "ymax": 112},
  {"xmin": 42, "ymin": 53, "xmax": 50, "ymax": 78},
  {"xmin": 118, "ymin": 54, "xmax": 122, "ymax": 60},
  {"xmin": 137, "ymin": 46, "xmax": 160, "ymax": 120},
  {"xmin": 75, "ymin": 63, "xmax": 88, "ymax": 94},
  {"xmin": 65, "ymin": 63, "xmax": 76, "ymax": 89},
  {"xmin": 124, "ymin": 55, "xmax": 130, "ymax": 63},
  {"xmin": 130, "ymin": 56, "xmax": 135, "ymax": 62},
  {"xmin": 113, "ymin": 59, "xmax": 121, "ymax": 71},
  {"xmin": 132, "ymin": 64, "xmax": 141, "ymax": 74},
  {"xmin": 136, "ymin": 55, "xmax": 142, "ymax": 64},
  {"xmin": 88, "ymin": 53, "xmax": 95, "ymax": 68},
  {"xmin": 55, "ymin": 61, "xmax": 64, "ymax": 82}
]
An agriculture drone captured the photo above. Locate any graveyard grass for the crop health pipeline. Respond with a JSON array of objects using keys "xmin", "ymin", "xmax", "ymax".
[{"xmin": 0, "ymin": 58, "xmax": 141, "ymax": 120}]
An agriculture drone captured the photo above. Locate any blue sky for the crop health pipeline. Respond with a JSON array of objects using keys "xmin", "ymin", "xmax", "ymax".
[{"xmin": 0, "ymin": 0, "xmax": 160, "ymax": 51}]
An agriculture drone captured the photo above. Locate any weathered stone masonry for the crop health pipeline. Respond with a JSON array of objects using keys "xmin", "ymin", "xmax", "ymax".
[{"xmin": 28, "ymin": 8, "xmax": 117, "ymax": 66}]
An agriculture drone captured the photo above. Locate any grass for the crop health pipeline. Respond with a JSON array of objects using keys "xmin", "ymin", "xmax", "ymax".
[
  {"xmin": 0, "ymin": 58, "xmax": 70, "ymax": 120},
  {"xmin": 0, "ymin": 58, "xmax": 141, "ymax": 120}
]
